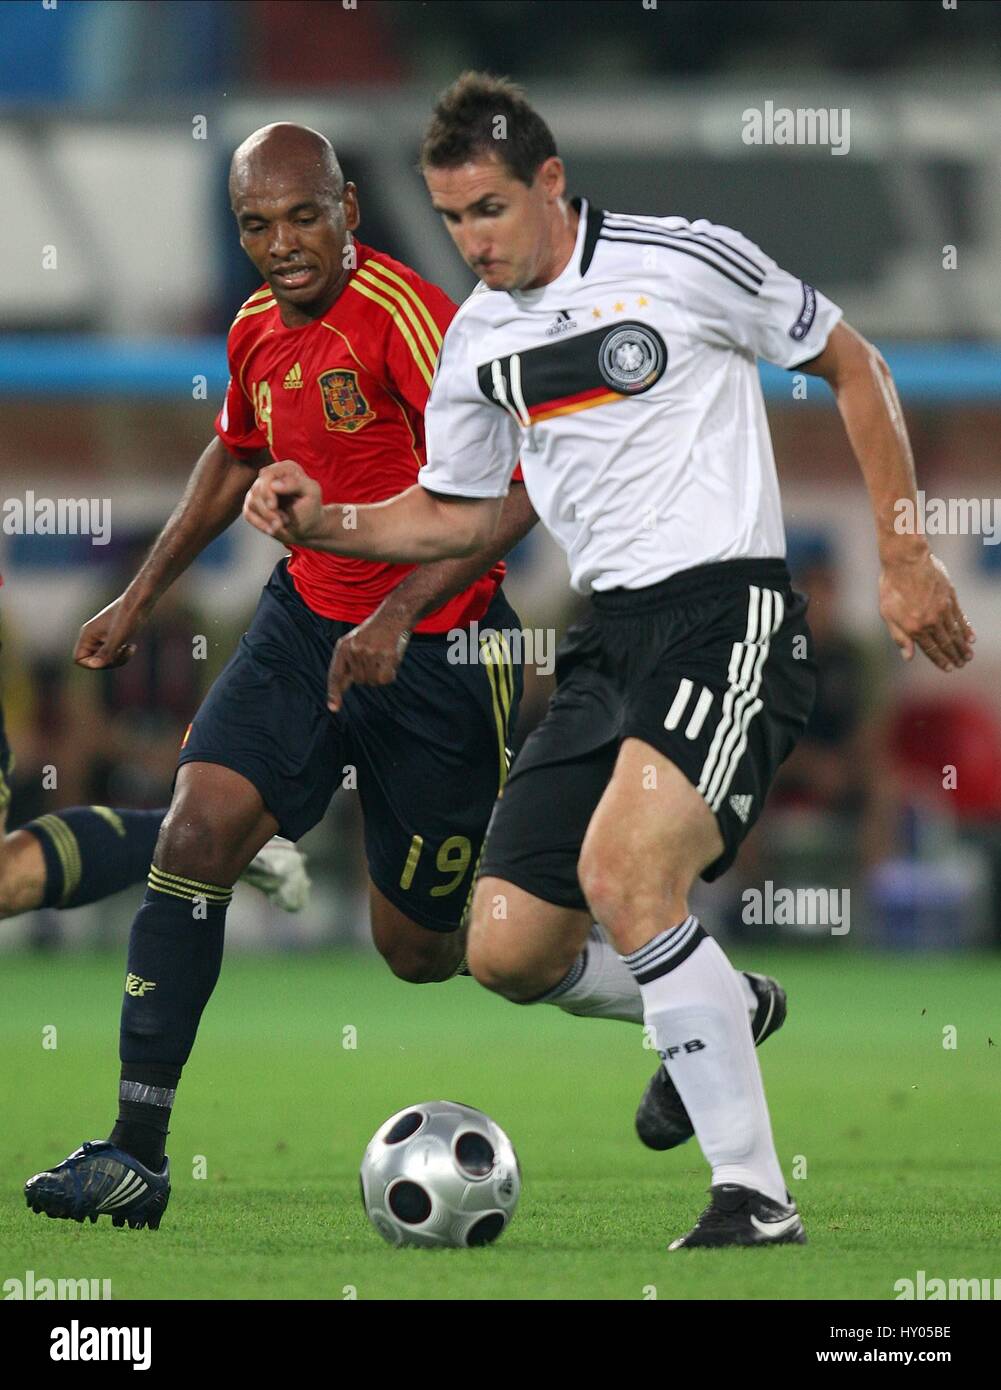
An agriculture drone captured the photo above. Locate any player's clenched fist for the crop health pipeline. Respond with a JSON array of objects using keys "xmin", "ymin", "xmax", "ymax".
[
  {"xmin": 327, "ymin": 608, "xmax": 412, "ymax": 712},
  {"xmin": 243, "ymin": 460, "xmax": 324, "ymax": 545},
  {"xmin": 74, "ymin": 595, "xmax": 143, "ymax": 669}
]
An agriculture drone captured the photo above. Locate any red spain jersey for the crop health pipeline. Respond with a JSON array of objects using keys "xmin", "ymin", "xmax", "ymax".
[{"xmin": 216, "ymin": 241, "xmax": 507, "ymax": 632}]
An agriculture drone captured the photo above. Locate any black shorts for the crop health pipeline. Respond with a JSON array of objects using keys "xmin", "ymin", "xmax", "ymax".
[
  {"xmin": 179, "ymin": 560, "xmax": 522, "ymax": 932},
  {"xmin": 479, "ymin": 558, "xmax": 816, "ymax": 909}
]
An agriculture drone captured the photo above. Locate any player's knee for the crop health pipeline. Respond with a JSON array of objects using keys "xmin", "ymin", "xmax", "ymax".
[
  {"xmin": 466, "ymin": 934, "xmax": 547, "ymax": 1003},
  {"xmin": 466, "ymin": 951, "xmax": 526, "ymax": 1001},
  {"xmin": 578, "ymin": 845, "xmax": 687, "ymax": 939},
  {"xmin": 156, "ymin": 804, "xmax": 231, "ymax": 884},
  {"xmin": 466, "ymin": 901, "xmax": 512, "ymax": 996},
  {"xmin": 577, "ymin": 846, "xmax": 626, "ymax": 931},
  {"xmin": 0, "ymin": 832, "xmax": 44, "ymax": 918},
  {"xmin": 377, "ymin": 932, "xmax": 461, "ymax": 985},
  {"xmin": 0, "ymin": 862, "xmax": 15, "ymax": 918},
  {"xmin": 466, "ymin": 889, "xmax": 564, "ymax": 1001},
  {"xmin": 158, "ymin": 765, "xmax": 271, "ymax": 885}
]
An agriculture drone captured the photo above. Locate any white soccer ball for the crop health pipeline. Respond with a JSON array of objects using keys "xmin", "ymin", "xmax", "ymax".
[{"xmin": 360, "ymin": 1100, "xmax": 521, "ymax": 1248}]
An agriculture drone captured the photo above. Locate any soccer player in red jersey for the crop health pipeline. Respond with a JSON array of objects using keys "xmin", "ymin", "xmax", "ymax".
[{"xmin": 23, "ymin": 124, "xmax": 537, "ymax": 1230}]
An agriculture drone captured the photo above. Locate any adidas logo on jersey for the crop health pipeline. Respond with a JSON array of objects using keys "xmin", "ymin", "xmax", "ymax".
[
  {"xmin": 729, "ymin": 794, "xmax": 753, "ymax": 823},
  {"xmin": 545, "ymin": 309, "xmax": 578, "ymax": 337},
  {"xmin": 283, "ymin": 362, "xmax": 304, "ymax": 389}
]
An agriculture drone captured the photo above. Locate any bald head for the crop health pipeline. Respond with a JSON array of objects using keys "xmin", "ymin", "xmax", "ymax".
[
  {"xmin": 229, "ymin": 123, "xmax": 344, "ymax": 206},
  {"xmin": 229, "ymin": 123, "xmax": 360, "ymax": 327}
]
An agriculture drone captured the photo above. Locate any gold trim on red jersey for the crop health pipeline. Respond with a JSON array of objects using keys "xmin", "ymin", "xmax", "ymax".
[
  {"xmin": 357, "ymin": 259, "xmax": 444, "ymax": 349},
  {"xmin": 347, "ymin": 260, "xmax": 443, "ymax": 388},
  {"xmin": 232, "ymin": 296, "xmax": 277, "ymax": 324}
]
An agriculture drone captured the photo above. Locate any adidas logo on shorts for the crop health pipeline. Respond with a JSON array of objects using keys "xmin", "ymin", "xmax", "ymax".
[{"xmin": 729, "ymin": 793, "xmax": 753, "ymax": 823}]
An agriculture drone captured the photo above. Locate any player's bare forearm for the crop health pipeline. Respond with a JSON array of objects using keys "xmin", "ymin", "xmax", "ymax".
[
  {"xmin": 315, "ymin": 487, "xmax": 501, "ymax": 562},
  {"xmin": 323, "ymin": 484, "xmax": 535, "ymax": 712},
  {"xmin": 803, "ymin": 322, "xmax": 925, "ymax": 562},
  {"xmin": 127, "ymin": 437, "xmax": 268, "ymax": 614},
  {"xmin": 376, "ymin": 484, "xmax": 537, "ymax": 625},
  {"xmin": 802, "ymin": 320, "xmax": 974, "ymax": 670},
  {"xmin": 75, "ymin": 438, "xmax": 270, "ymax": 670},
  {"xmin": 244, "ymin": 462, "xmax": 504, "ymax": 563}
]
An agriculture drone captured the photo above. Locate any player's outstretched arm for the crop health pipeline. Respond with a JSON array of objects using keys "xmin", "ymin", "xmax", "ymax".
[
  {"xmin": 325, "ymin": 483, "xmax": 538, "ymax": 712},
  {"xmin": 800, "ymin": 321, "xmax": 975, "ymax": 673},
  {"xmin": 75, "ymin": 437, "xmax": 269, "ymax": 669},
  {"xmin": 243, "ymin": 460, "xmax": 503, "ymax": 563}
]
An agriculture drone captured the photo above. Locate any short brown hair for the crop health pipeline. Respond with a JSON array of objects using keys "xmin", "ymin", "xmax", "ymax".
[{"xmin": 419, "ymin": 71, "xmax": 558, "ymax": 186}]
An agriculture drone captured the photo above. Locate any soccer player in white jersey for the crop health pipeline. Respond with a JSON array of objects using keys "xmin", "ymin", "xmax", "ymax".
[{"xmin": 244, "ymin": 73, "xmax": 975, "ymax": 1249}]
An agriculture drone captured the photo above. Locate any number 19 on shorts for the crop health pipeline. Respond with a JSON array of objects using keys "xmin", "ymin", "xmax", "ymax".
[{"xmin": 399, "ymin": 834, "xmax": 472, "ymax": 898}]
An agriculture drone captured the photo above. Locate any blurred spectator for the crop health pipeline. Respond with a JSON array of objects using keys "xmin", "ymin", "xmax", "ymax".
[
  {"xmin": 6, "ymin": 1, "xmax": 998, "ymax": 107},
  {"xmin": 889, "ymin": 693, "xmax": 1001, "ymax": 823},
  {"xmin": 252, "ymin": 1, "xmax": 407, "ymax": 86},
  {"xmin": 888, "ymin": 690, "xmax": 1001, "ymax": 946},
  {"xmin": 714, "ymin": 531, "xmax": 899, "ymax": 942},
  {"xmin": 769, "ymin": 531, "xmax": 897, "ymax": 868},
  {"xmin": 0, "ymin": 0, "xmax": 240, "ymax": 104},
  {"xmin": 5, "ymin": 654, "xmax": 93, "ymax": 822},
  {"xmin": 86, "ymin": 534, "xmax": 211, "ymax": 809}
]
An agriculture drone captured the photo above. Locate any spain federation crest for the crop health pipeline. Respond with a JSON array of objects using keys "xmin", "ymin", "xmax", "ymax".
[{"xmin": 318, "ymin": 369, "xmax": 376, "ymax": 432}]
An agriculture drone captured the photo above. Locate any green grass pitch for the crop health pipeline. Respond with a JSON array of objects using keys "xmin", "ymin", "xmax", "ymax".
[{"xmin": 2, "ymin": 946, "xmax": 999, "ymax": 1300}]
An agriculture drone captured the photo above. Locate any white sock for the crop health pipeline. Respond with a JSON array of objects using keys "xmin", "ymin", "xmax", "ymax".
[
  {"xmin": 623, "ymin": 916, "xmax": 787, "ymax": 1205},
  {"xmin": 539, "ymin": 925, "xmax": 759, "ymax": 1030},
  {"xmin": 538, "ymin": 927, "xmax": 644, "ymax": 1023}
]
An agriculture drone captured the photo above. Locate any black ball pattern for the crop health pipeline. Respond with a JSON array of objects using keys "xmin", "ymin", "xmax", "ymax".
[
  {"xmin": 388, "ymin": 1180, "xmax": 433, "ymax": 1225},
  {"xmin": 384, "ymin": 1111, "xmax": 424, "ymax": 1145},
  {"xmin": 466, "ymin": 1212, "xmax": 505, "ymax": 1246},
  {"xmin": 455, "ymin": 1131, "xmax": 495, "ymax": 1177}
]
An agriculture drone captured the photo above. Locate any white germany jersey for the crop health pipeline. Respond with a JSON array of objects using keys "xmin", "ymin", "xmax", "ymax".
[{"xmin": 419, "ymin": 198, "xmax": 842, "ymax": 593}]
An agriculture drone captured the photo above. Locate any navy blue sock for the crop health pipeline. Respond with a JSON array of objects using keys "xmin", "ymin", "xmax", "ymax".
[
  {"xmin": 109, "ymin": 868, "xmax": 231, "ymax": 1168},
  {"xmin": 25, "ymin": 807, "xmax": 164, "ymax": 908},
  {"xmin": 109, "ymin": 1062, "xmax": 180, "ymax": 1172}
]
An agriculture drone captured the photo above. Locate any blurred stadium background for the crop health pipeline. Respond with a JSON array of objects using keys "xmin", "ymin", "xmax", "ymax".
[{"xmin": 3, "ymin": 0, "xmax": 1001, "ymax": 958}]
